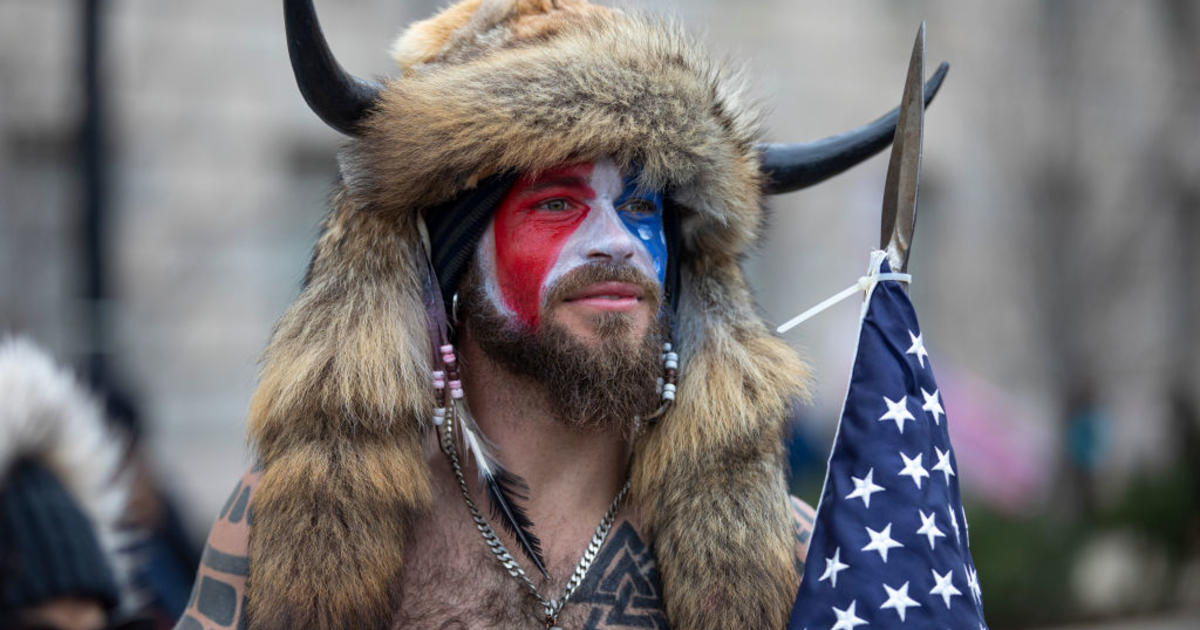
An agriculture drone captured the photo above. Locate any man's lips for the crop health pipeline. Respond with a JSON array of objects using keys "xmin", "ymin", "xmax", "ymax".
[{"xmin": 562, "ymin": 282, "xmax": 645, "ymax": 309}]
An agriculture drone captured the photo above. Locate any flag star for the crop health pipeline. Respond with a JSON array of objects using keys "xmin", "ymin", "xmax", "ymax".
[
  {"xmin": 932, "ymin": 447, "xmax": 956, "ymax": 484},
  {"xmin": 921, "ymin": 388, "xmax": 944, "ymax": 424},
  {"xmin": 830, "ymin": 601, "xmax": 869, "ymax": 630},
  {"xmin": 819, "ymin": 547, "xmax": 851, "ymax": 588},
  {"xmin": 862, "ymin": 523, "xmax": 904, "ymax": 563},
  {"xmin": 916, "ymin": 509, "xmax": 947, "ymax": 549},
  {"xmin": 880, "ymin": 581, "xmax": 921, "ymax": 622},
  {"xmin": 906, "ymin": 330, "xmax": 929, "ymax": 368},
  {"xmin": 965, "ymin": 565, "xmax": 982, "ymax": 603},
  {"xmin": 879, "ymin": 396, "xmax": 916, "ymax": 434},
  {"xmin": 947, "ymin": 504, "xmax": 961, "ymax": 544},
  {"xmin": 845, "ymin": 468, "xmax": 886, "ymax": 509},
  {"xmin": 930, "ymin": 568, "xmax": 963, "ymax": 609},
  {"xmin": 898, "ymin": 451, "xmax": 930, "ymax": 489}
]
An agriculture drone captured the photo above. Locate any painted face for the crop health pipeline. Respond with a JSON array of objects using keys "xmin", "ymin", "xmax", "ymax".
[{"xmin": 482, "ymin": 159, "xmax": 667, "ymax": 329}]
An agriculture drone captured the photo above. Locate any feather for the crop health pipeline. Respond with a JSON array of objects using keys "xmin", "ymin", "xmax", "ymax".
[
  {"xmin": 454, "ymin": 399, "xmax": 548, "ymax": 578},
  {"xmin": 417, "ymin": 217, "xmax": 547, "ymax": 577}
]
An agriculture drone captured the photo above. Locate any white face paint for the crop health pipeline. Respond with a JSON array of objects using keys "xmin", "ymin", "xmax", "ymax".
[{"xmin": 476, "ymin": 225, "xmax": 511, "ymax": 317}]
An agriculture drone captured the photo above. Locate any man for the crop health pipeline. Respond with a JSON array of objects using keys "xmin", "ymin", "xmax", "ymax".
[{"xmin": 177, "ymin": 1, "xmax": 937, "ymax": 628}]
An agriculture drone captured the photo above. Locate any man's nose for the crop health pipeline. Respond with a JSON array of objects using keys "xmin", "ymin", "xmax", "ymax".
[{"xmin": 585, "ymin": 203, "xmax": 637, "ymax": 263}]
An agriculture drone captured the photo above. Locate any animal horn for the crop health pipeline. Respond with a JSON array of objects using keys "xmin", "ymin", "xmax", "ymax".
[
  {"xmin": 284, "ymin": 0, "xmax": 383, "ymax": 136},
  {"xmin": 759, "ymin": 61, "xmax": 949, "ymax": 195}
]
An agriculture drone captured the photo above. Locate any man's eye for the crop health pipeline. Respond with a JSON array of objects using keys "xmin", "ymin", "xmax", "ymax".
[
  {"xmin": 538, "ymin": 198, "xmax": 572, "ymax": 212},
  {"xmin": 619, "ymin": 199, "xmax": 657, "ymax": 216}
]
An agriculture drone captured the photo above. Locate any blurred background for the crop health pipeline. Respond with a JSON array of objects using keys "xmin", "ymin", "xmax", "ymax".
[{"xmin": 1, "ymin": 0, "xmax": 1196, "ymax": 627}]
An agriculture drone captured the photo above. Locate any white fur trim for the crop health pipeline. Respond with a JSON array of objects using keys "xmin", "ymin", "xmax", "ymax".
[{"xmin": 0, "ymin": 336, "xmax": 136, "ymax": 611}]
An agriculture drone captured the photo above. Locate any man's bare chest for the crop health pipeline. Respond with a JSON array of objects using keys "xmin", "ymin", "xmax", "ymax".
[{"xmin": 395, "ymin": 522, "xmax": 669, "ymax": 629}]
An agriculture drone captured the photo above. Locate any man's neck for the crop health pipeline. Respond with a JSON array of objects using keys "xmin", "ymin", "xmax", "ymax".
[{"xmin": 451, "ymin": 330, "xmax": 632, "ymax": 574}]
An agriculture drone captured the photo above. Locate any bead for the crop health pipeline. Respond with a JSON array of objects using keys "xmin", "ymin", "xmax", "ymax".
[
  {"xmin": 440, "ymin": 344, "xmax": 454, "ymax": 354},
  {"xmin": 665, "ymin": 359, "xmax": 678, "ymax": 370},
  {"xmin": 451, "ymin": 388, "xmax": 464, "ymax": 399},
  {"xmin": 432, "ymin": 370, "xmax": 445, "ymax": 380}
]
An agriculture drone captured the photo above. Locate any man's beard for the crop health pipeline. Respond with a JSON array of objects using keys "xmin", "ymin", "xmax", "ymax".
[{"xmin": 460, "ymin": 262, "xmax": 665, "ymax": 435}]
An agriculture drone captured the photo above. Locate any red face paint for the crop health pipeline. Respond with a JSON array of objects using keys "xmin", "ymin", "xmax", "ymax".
[{"xmin": 492, "ymin": 163, "xmax": 596, "ymax": 328}]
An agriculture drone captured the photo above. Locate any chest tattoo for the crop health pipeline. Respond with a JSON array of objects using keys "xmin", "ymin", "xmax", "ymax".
[
  {"xmin": 394, "ymin": 520, "xmax": 669, "ymax": 629},
  {"xmin": 572, "ymin": 522, "xmax": 669, "ymax": 629}
]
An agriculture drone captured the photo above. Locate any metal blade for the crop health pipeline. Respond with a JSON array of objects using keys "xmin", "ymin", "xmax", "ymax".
[{"xmin": 880, "ymin": 23, "xmax": 928, "ymax": 274}]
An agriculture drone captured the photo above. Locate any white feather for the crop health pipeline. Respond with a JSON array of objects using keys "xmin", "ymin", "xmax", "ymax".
[{"xmin": 454, "ymin": 398, "xmax": 495, "ymax": 480}]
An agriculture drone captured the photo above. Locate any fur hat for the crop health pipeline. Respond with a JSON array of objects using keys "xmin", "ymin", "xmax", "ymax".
[{"xmin": 246, "ymin": 1, "xmax": 937, "ymax": 627}]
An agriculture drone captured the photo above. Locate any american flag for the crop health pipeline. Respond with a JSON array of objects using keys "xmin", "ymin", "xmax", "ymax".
[{"xmin": 789, "ymin": 252, "xmax": 987, "ymax": 629}]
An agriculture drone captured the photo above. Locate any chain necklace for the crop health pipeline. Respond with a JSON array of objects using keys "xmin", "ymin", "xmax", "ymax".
[{"xmin": 439, "ymin": 416, "xmax": 629, "ymax": 629}]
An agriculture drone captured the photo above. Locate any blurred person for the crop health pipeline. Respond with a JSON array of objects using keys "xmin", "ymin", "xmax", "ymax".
[
  {"xmin": 176, "ymin": 1, "xmax": 932, "ymax": 628},
  {"xmin": 95, "ymin": 390, "xmax": 201, "ymax": 628},
  {"xmin": 0, "ymin": 338, "xmax": 149, "ymax": 630}
]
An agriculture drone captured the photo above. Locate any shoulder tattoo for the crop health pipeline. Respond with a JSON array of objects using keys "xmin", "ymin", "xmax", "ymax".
[
  {"xmin": 175, "ymin": 468, "xmax": 261, "ymax": 630},
  {"xmin": 789, "ymin": 495, "xmax": 816, "ymax": 578}
]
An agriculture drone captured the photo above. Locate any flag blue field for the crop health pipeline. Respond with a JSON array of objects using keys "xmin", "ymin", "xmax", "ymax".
[{"xmin": 789, "ymin": 252, "xmax": 987, "ymax": 629}]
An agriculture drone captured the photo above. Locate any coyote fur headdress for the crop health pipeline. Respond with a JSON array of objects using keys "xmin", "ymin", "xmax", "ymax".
[{"xmin": 247, "ymin": 1, "xmax": 945, "ymax": 628}]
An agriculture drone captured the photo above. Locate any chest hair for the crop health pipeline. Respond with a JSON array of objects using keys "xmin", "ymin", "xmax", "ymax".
[{"xmin": 392, "ymin": 513, "xmax": 669, "ymax": 630}]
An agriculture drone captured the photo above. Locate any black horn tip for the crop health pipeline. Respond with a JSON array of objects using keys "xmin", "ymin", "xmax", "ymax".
[
  {"xmin": 285, "ymin": 0, "xmax": 382, "ymax": 136},
  {"xmin": 760, "ymin": 60, "xmax": 950, "ymax": 196},
  {"xmin": 924, "ymin": 61, "xmax": 950, "ymax": 106}
]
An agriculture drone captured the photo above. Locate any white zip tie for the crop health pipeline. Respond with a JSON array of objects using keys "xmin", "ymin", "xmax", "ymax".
[{"xmin": 776, "ymin": 250, "xmax": 912, "ymax": 334}]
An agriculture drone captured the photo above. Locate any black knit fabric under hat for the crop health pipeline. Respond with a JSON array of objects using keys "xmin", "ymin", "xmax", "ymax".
[
  {"xmin": 0, "ymin": 459, "xmax": 120, "ymax": 614},
  {"xmin": 422, "ymin": 173, "xmax": 517, "ymax": 312}
]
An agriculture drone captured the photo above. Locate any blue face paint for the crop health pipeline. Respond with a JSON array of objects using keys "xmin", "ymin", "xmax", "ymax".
[{"xmin": 615, "ymin": 173, "xmax": 668, "ymax": 286}]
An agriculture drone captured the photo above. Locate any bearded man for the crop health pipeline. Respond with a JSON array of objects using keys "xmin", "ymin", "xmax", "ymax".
[{"xmin": 175, "ymin": 1, "xmax": 943, "ymax": 629}]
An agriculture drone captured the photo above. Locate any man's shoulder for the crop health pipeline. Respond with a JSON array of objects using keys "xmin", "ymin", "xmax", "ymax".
[
  {"xmin": 789, "ymin": 495, "xmax": 817, "ymax": 576},
  {"xmin": 174, "ymin": 467, "xmax": 261, "ymax": 630}
]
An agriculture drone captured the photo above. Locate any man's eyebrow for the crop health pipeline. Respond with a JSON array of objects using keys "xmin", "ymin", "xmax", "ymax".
[{"xmin": 514, "ymin": 176, "xmax": 592, "ymax": 197}]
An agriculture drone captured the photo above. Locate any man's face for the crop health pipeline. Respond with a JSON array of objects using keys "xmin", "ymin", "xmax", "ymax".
[{"xmin": 479, "ymin": 158, "xmax": 667, "ymax": 344}]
